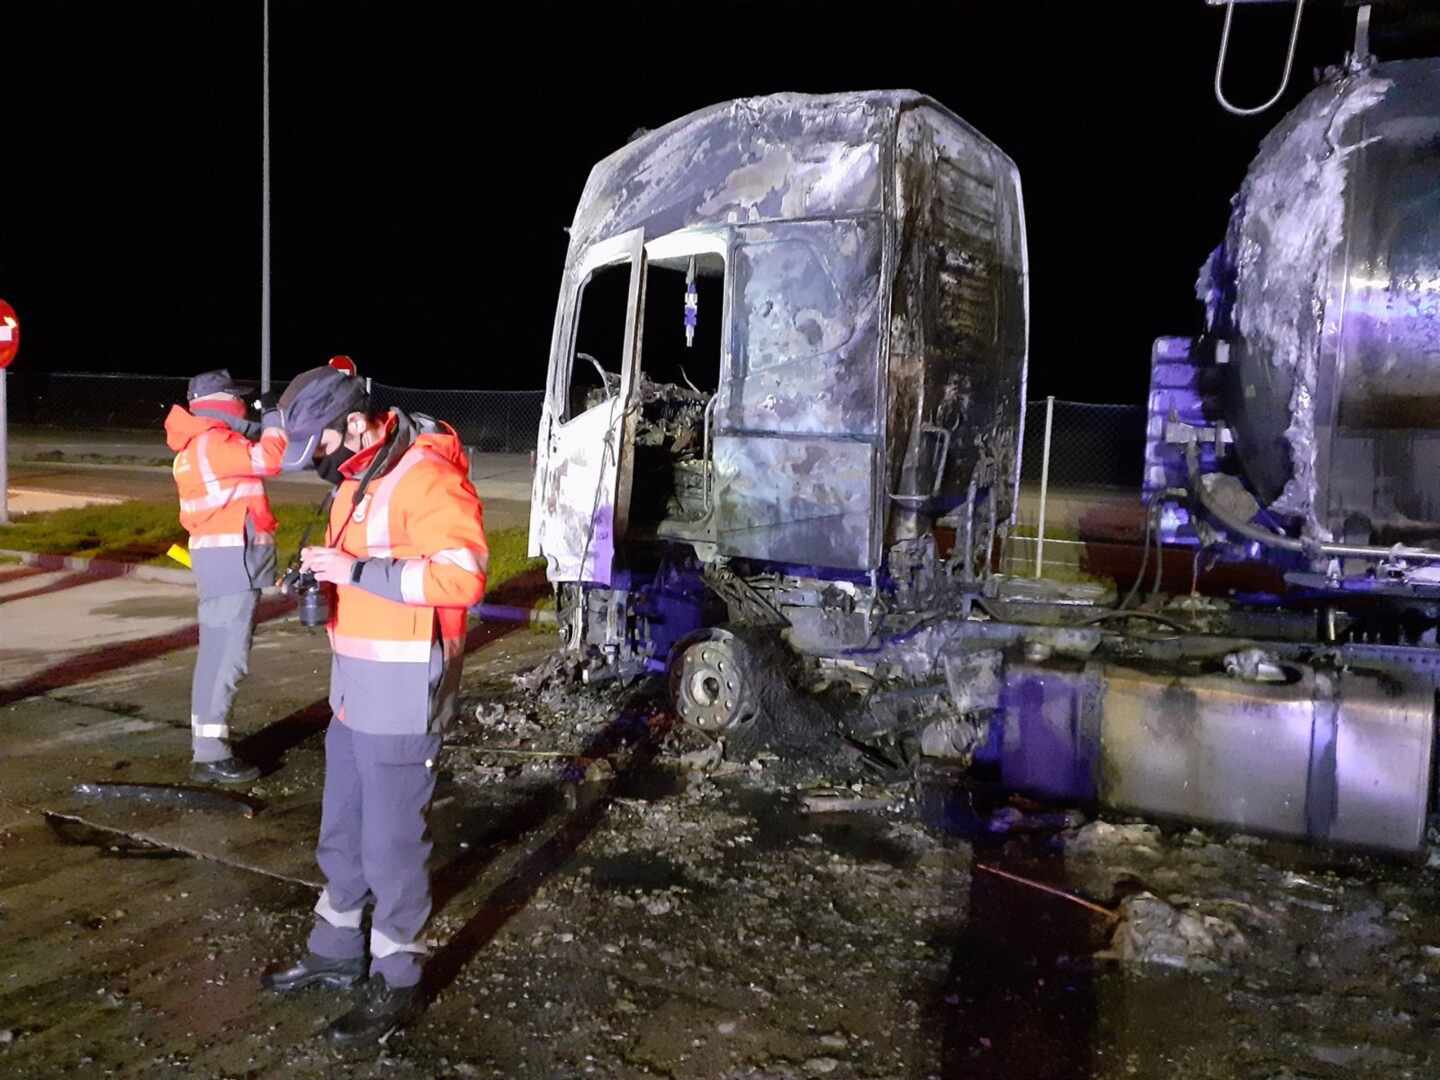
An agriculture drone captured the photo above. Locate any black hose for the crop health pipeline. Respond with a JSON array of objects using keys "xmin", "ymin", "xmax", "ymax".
[
  {"xmin": 1119, "ymin": 497, "xmax": 1157, "ymax": 611},
  {"xmin": 1184, "ymin": 443, "xmax": 1440, "ymax": 564},
  {"xmin": 1149, "ymin": 507, "xmax": 1165, "ymax": 603}
]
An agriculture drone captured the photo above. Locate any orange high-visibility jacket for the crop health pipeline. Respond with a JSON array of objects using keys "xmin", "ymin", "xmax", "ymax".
[
  {"xmin": 324, "ymin": 419, "xmax": 489, "ymax": 736},
  {"xmin": 165, "ymin": 405, "xmax": 287, "ymax": 597}
]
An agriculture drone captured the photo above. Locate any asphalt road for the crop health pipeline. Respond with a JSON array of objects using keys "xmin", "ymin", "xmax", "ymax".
[{"xmin": 10, "ymin": 461, "xmax": 327, "ymax": 504}]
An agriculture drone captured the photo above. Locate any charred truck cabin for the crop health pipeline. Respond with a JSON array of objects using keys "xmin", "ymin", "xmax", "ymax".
[
  {"xmin": 529, "ymin": 91, "xmax": 1027, "ymax": 739},
  {"xmin": 532, "ymin": 74, "xmax": 1440, "ymax": 857}
]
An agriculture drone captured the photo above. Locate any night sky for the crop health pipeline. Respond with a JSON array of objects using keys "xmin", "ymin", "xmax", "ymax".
[{"xmin": 3, "ymin": 1, "xmax": 1435, "ymax": 403}]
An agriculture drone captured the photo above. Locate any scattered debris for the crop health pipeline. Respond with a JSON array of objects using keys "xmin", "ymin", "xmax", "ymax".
[
  {"xmin": 1108, "ymin": 891, "xmax": 1247, "ymax": 972},
  {"xmin": 71, "ymin": 782, "xmax": 259, "ymax": 818},
  {"xmin": 8, "ymin": 639, "xmax": 1440, "ymax": 1077},
  {"xmin": 473, "ymin": 748, "xmax": 577, "ymax": 760},
  {"xmin": 800, "ymin": 794, "xmax": 896, "ymax": 815},
  {"xmin": 1222, "ymin": 647, "xmax": 1289, "ymax": 682},
  {"xmin": 986, "ymin": 806, "xmax": 1086, "ymax": 834},
  {"xmin": 509, "ymin": 652, "xmax": 584, "ymax": 694},
  {"xmin": 583, "ymin": 758, "xmax": 615, "ymax": 784},
  {"xmin": 1064, "ymin": 820, "xmax": 1164, "ymax": 857},
  {"xmin": 676, "ymin": 741, "xmax": 723, "ymax": 772}
]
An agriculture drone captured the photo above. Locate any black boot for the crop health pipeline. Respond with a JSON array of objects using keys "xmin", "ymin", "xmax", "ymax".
[
  {"xmin": 324, "ymin": 975, "xmax": 422, "ymax": 1047},
  {"xmin": 261, "ymin": 952, "xmax": 367, "ymax": 993},
  {"xmin": 190, "ymin": 757, "xmax": 260, "ymax": 784}
]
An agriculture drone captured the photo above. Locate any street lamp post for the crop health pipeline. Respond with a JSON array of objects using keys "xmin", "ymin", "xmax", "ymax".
[{"xmin": 261, "ymin": 0, "xmax": 271, "ymax": 393}]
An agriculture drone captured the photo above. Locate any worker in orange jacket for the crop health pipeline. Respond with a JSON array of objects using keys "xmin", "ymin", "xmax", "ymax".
[
  {"xmin": 164, "ymin": 370, "xmax": 287, "ymax": 784},
  {"xmin": 259, "ymin": 366, "xmax": 487, "ymax": 1048}
]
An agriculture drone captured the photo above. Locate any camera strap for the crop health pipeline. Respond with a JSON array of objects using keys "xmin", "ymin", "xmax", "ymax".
[
  {"xmin": 324, "ymin": 408, "xmax": 419, "ymax": 553},
  {"xmin": 297, "ymin": 490, "xmax": 335, "ymax": 550},
  {"xmin": 284, "ymin": 489, "xmax": 336, "ymax": 576},
  {"xmin": 288, "ymin": 408, "xmax": 422, "ymax": 571}
]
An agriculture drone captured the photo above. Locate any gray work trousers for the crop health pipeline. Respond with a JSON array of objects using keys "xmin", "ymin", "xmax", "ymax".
[
  {"xmin": 307, "ymin": 720, "xmax": 440, "ymax": 988},
  {"xmin": 190, "ymin": 589, "xmax": 259, "ymax": 763}
]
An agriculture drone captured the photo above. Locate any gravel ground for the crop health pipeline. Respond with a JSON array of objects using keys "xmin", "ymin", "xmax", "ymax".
[{"xmin": 5, "ymin": 646, "xmax": 1440, "ymax": 1079}]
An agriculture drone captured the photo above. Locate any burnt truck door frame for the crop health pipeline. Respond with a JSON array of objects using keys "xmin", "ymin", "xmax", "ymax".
[
  {"xmin": 640, "ymin": 228, "xmax": 732, "ymax": 541},
  {"xmin": 530, "ymin": 227, "xmax": 647, "ymax": 585}
]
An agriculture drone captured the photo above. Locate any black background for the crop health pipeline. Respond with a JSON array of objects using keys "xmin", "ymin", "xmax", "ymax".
[{"xmin": 3, "ymin": 1, "xmax": 1435, "ymax": 402}]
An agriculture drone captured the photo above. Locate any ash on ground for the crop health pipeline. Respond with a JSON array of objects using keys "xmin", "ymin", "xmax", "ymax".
[
  {"xmin": 8, "ymin": 647, "xmax": 1440, "ymax": 1080},
  {"xmin": 397, "ymin": 665, "xmax": 1440, "ymax": 1079}
]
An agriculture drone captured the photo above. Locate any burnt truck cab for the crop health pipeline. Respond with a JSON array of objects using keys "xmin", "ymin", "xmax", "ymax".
[{"xmin": 530, "ymin": 90, "xmax": 1028, "ymax": 694}]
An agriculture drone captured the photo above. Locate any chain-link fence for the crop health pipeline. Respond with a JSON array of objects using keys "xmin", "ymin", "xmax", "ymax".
[
  {"xmin": 1007, "ymin": 398, "xmax": 1149, "ymax": 581},
  {"xmin": 5, "ymin": 373, "xmax": 1149, "ymax": 481},
  {"xmin": 367, "ymin": 383, "xmax": 543, "ymax": 454},
  {"xmin": 1019, "ymin": 399, "xmax": 1146, "ymax": 490},
  {"xmin": 5, "ymin": 371, "xmax": 546, "ymax": 454}
]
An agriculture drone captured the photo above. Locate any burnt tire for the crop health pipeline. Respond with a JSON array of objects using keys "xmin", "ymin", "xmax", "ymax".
[
  {"xmin": 668, "ymin": 627, "xmax": 765, "ymax": 741},
  {"xmin": 668, "ymin": 626, "xmax": 850, "ymax": 765}
]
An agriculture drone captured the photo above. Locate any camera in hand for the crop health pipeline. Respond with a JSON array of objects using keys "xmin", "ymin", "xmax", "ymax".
[{"xmin": 282, "ymin": 566, "xmax": 334, "ymax": 627}]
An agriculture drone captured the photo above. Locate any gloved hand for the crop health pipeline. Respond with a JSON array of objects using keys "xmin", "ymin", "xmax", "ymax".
[{"xmin": 254, "ymin": 390, "xmax": 282, "ymax": 431}]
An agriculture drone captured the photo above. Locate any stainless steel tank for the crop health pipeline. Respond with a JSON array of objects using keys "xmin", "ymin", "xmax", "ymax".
[{"xmin": 1201, "ymin": 57, "xmax": 1440, "ymax": 546}]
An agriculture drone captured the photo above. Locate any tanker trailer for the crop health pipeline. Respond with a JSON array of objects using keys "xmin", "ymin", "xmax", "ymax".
[{"xmin": 1147, "ymin": 56, "xmax": 1440, "ymax": 638}]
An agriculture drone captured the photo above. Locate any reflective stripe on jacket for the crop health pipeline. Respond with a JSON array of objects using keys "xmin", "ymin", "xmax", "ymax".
[
  {"xmin": 165, "ymin": 405, "xmax": 287, "ymax": 597},
  {"xmin": 325, "ymin": 420, "xmax": 489, "ymax": 736}
]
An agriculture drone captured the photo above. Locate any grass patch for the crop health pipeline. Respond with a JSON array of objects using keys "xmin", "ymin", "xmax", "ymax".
[
  {"xmin": 0, "ymin": 501, "xmax": 326, "ymax": 567},
  {"xmin": 0, "ymin": 500, "xmax": 197, "ymax": 564},
  {"xmin": 0, "ymin": 499, "xmax": 544, "ymax": 593},
  {"xmin": 486, "ymin": 527, "xmax": 544, "ymax": 595}
]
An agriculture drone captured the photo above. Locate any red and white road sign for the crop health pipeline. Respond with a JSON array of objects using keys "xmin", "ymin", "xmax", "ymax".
[
  {"xmin": 0, "ymin": 299, "xmax": 18, "ymax": 369},
  {"xmin": 329, "ymin": 354, "xmax": 357, "ymax": 376}
]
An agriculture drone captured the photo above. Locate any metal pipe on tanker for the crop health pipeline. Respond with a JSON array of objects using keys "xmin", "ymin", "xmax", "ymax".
[{"xmin": 1185, "ymin": 443, "xmax": 1440, "ymax": 564}]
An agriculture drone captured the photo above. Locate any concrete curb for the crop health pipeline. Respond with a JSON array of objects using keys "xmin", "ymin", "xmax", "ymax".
[
  {"xmin": 8, "ymin": 486, "xmax": 124, "ymax": 505},
  {"xmin": 0, "ymin": 548, "xmax": 194, "ymax": 587}
]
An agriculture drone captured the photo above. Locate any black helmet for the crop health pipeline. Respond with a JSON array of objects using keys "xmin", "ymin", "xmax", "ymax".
[
  {"xmin": 277, "ymin": 366, "xmax": 370, "ymax": 471},
  {"xmin": 187, "ymin": 368, "xmax": 251, "ymax": 401}
]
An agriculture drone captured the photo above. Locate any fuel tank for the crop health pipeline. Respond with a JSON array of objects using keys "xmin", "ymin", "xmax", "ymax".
[
  {"xmin": 1198, "ymin": 57, "xmax": 1440, "ymax": 546},
  {"xmin": 981, "ymin": 652, "xmax": 1435, "ymax": 855}
]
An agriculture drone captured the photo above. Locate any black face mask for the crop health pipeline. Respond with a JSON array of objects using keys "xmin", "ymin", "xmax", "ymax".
[{"xmin": 316, "ymin": 445, "xmax": 355, "ymax": 487}]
